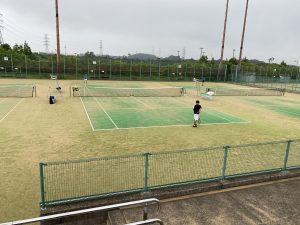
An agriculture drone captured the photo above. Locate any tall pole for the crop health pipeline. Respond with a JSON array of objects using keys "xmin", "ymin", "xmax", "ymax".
[
  {"xmin": 200, "ymin": 47, "xmax": 204, "ymax": 59},
  {"xmin": 220, "ymin": 0, "xmax": 229, "ymax": 67},
  {"xmin": 238, "ymin": 0, "xmax": 250, "ymax": 67},
  {"xmin": 55, "ymin": 0, "xmax": 61, "ymax": 75}
]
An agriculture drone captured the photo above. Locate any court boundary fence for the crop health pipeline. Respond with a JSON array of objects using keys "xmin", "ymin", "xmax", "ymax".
[{"xmin": 40, "ymin": 139, "xmax": 300, "ymax": 208}]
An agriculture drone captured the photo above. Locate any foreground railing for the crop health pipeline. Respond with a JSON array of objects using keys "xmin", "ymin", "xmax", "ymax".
[
  {"xmin": 126, "ymin": 219, "xmax": 164, "ymax": 225},
  {"xmin": 0, "ymin": 198, "xmax": 160, "ymax": 225},
  {"xmin": 40, "ymin": 139, "xmax": 300, "ymax": 208}
]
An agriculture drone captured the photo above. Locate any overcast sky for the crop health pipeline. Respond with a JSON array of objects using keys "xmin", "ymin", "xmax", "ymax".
[{"xmin": 0, "ymin": 0, "xmax": 299, "ymax": 64}]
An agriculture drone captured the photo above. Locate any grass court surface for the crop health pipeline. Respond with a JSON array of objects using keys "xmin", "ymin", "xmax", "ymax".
[{"xmin": 80, "ymin": 96, "xmax": 248, "ymax": 130}]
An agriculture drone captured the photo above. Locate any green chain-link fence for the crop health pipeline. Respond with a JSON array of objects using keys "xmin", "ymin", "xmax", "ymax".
[{"xmin": 40, "ymin": 139, "xmax": 300, "ymax": 208}]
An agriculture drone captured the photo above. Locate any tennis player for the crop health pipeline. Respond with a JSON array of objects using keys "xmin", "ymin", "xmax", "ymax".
[
  {"xmin": 193, "ymin": 100, "xmax": 202, "ymax": 127},
  {"xmin": 83, "ymin": 74, "xmax": 88, "ymax": 84}
]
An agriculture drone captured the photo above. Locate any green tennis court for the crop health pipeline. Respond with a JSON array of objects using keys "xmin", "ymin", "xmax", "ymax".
[
  {"xmin": 0, "ymin": 98, "xmax": 23, "ymax": 122},
  {"xmin": 244, "ymin": 98, "xmax": 300, "ymax": 119},
  {"xmin": 80, "ymin": 97, "xmax": 248, "ymax": 130}
]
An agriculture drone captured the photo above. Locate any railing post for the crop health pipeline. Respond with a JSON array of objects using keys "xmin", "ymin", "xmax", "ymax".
[
  {"xmin": 143, "ymin": 203, "xmax": 148, "ymax": 220},
  {"xmin": 222, "ymin": 145, "xmax": 230, "ymax": 180},
  {"xmin": 39, "ymin": 161, "xmax": 46, "ymax": 209},
  {"xmin": 283, "ymin": 140, "xmax": 293, "ymax": 170},
  {"xmin": 144, "ymin": 153, "xmax": 150, "ymax": 192}
]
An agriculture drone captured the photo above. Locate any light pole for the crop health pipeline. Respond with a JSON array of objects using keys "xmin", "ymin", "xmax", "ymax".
[
  {"xmin": 200, "ymin": 47, "xmax": 204, "ymax": 59},
  {"xmin": 220, "ymin": 0, "xmax": 229, "ymax": 67},
  {"xmin": 233, "ymin": 49, "xmax": 236, "ymax": 58},
  {"xmin": 238, "ymin": 0, "xmax": 250, "ymax": 67}
]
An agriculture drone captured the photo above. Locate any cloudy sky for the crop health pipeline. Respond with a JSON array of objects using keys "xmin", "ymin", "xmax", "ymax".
[{"xmin": 0, "ymin": 0, "xmax": 299, "ymax": 64}]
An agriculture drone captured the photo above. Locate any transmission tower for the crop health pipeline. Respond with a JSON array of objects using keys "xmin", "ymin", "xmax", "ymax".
[
  {"xmin": 43, "ymin": 34, "xmax": 50, "ymax": 53},
  {"xmin": 182, "ymin": 47, "xmax": 186, "ymax": 60},
  {"xmin": 99, "ymin": 40, "xmax": 103, "ymax": 56},
  {"xmin": 0, "ymin": 13, "xmax": 4, "ymax": 44}
]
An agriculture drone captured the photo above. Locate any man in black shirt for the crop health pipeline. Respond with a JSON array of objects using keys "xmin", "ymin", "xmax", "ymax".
[{"xmin": 193, "ymin": 100, "xmax": 202, "ymax": 127}]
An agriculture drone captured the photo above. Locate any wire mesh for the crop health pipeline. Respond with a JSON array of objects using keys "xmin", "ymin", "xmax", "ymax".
[
  {"xmin": 287, "ymin": 140, "xmax": 300, "ymax": 168},
  {"xmin": 0, "ymin": 84, "xmax": 35, "ymax": 97},
  {"xmin": 72, "ymin": 86, "xmax": 185, "ymax": 97},
  {"xmin": 148, "ymin": 148, "xmax": 224, "ymax": 187},
  {"xmin": 226, "ymin": 142, "xmax": 288, "ymax": 176},
  {"xmin": 41, "ymin": 140, "xmax": 300, "ymax": 206},
  {"xmin": 43, "ymin": 154, "xmax": 145, "ymax": 203}
]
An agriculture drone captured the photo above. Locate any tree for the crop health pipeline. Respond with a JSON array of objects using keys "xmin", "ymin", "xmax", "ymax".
[
  {"xmin": 199, "ymin": 55, "xmax": 208, "ymax": 63},
  {"xmin": 280, "ymin": 61, "xmax": 287, "ymax": 67},
  {"xmin": 242, "ymin": 57, "xmax": 249, "ymax": 63},
  {"xmin": 23, "ymin": 41, "xmax": 32, "ymax": 55},
  {"xmin": 13, "ymin": 44, "xmax": 23, "ymax": 53},
  {"xmin": 0, "ymin": 43, "xmax": 12, "ymax": 51},
  {"xmin": 84, "ymin": 51, "xmax": 96, "ymax": 58},
  {"xmin": 229, "ymin": 57, "xmax": 238, "ymax": 65}
]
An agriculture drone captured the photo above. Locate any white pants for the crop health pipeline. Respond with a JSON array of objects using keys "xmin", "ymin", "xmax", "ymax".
[{"xmin": 194, "ymin": 114, "xmax": 199, "ymax": 121}]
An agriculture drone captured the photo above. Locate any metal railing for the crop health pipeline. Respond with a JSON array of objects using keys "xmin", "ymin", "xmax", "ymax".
[
  {"xmin": 39, "ymin": 139, "xmax": 300, "ymax": 208},
  {"xmin": 0, "ymin": 198, "xmax": 160, "ymax": 225},
  {"xmin": 126, "ymin": 219, "xmax": 164, "ymax": 225}
]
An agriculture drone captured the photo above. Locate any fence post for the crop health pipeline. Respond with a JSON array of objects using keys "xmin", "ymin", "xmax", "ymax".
[
  {"xmin": 39, "ymin": 161, "xmax": 46, "ymax": 209},
  {"xmin": 143, "ymin": 152, "xmax": 150, "ymax": 191},
  {"xmin": 221, "ymin": 145, "xmax": 230, "ymax": 180},
  {"xmin": 283, "ymin": 140, "xmax": 293, "ymax": 170}
]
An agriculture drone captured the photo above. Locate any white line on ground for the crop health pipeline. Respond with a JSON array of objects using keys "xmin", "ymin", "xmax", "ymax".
[
  {"xmin": 94, "ymin": 97, "xmax": 119, "ymax": 128},
  {"xmin": 206, "ymin": 109, "xmax": 232, "ymax": 122},
  {"xmin": 0, "ymin": 98, "xmax": 24, "ymax": 123},
  {"xmin": 80, "ymin": 97, "xmax": 95, "ymax": 131},
  {"xmin": 0, "ymin": 98, "xmax": 7, "ymax": 104},
  {"xmin": 93, "ymin": 121, "xmax": 250, "ymax": 131},
  {"xmin": 132, "ymin": 96, "xmax": 149, "ymax": 108}
]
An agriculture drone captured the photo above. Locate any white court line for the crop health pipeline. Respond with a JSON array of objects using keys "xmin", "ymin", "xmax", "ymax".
[
  {"xmin": 93, "ymin": 121, "xmax": 251, "ymax": 131},
  {"xmin": 205, "ymin": 109, "xmax": 232, "ymax": 122},
  {"xmin": 94, "ymin": 97, "xmax": 119, "ymax": 128},
  {"xmin": 80, "ymin": 97, "xmax": 95, "ymax": 131},
  {"xmin": 0, "ymin": 98, "xmax": 7, "ymax": 104},
  {"xmin": 0, "ymin": 98, "xmax": 24, "ymax": 123},
  {"xmin": 132, "ymin": 96, "xmax": 149, "ymax": 108}
]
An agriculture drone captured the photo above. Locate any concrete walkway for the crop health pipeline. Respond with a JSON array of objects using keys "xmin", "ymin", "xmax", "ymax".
[{"xmin": 124, "ymin": 178, "xmax": 300, "ymax": 225}]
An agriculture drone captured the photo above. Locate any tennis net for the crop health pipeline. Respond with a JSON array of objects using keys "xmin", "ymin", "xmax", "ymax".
[
  {"xmin": 0, "ymin": 84, "xmax": 36, "ymax": 97},
  {"xmin": 205, "ymin": 87, "xmax": 285, "ymax": 96},
  {"xmin": 71, "ymin": 86, "xmax": 185, "ymax": 97}
]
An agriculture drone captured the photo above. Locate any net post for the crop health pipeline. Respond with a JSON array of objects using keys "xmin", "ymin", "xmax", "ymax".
[
  {"xmin": 39, "ymin": 161, "xmax": 46, "ymax": 209},
  {"xmin": 221, "ymin": 145, "xmax": 230, "ymax": 180},
  {"xmin": 283, "ymin": 140, "xmax": 293, "ymax": 170},
  {"xmin": 143, "ymin": 152, "xmax": 150, "ymax": 192}
]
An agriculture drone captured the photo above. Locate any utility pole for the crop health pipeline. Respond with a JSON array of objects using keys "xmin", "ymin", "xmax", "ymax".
[
  {"xmin": 219, "ymin": 0, "xmax": 229, "ymax": 67},
  {"xmin": 238, "ymin": 0, "xmax": 250, "ymax": 67},
  {"xmin": 55, "ymin": 0, "xmax": 61, "ymax": 75},
  {"xmin": 233, "ymin": 49, "xmax": 236, "ymax": 58}
]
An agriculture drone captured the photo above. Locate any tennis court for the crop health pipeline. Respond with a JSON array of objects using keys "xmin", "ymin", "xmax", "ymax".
[
  {"xmin": 0, "ymin": 98, "xmax": 23, "ymax": 122},
  {"xmin": 80, "ymin": 96, "xmax": 248, "ymax": 130},
  {"xmin": 244, "ymin": 97, "xmax": 300, "ymax": 119}
]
